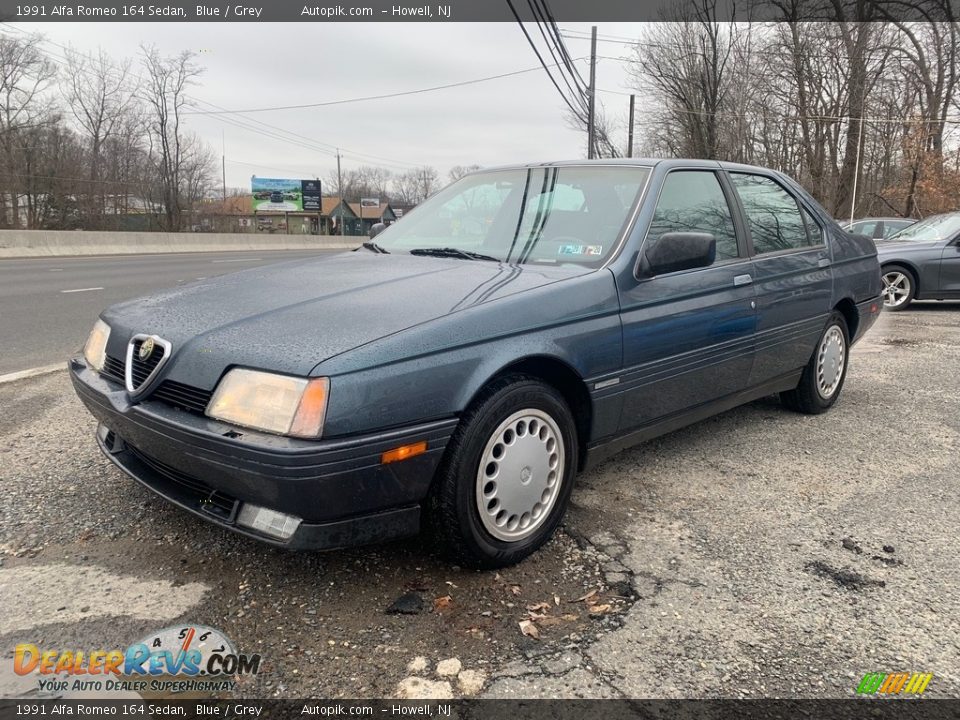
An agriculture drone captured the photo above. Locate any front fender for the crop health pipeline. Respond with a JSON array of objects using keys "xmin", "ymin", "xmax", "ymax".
[{"xmin": 315, "ymin": 271, "xmax": 623, "ymax": 438}]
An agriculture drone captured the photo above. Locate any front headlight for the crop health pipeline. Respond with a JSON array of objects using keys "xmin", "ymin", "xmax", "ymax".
[
  {"xmin": 206, "ymin": 368, "xmax": 329, "ymax": 438},
  {"xmin": 83, "ymin": 319, "xmax": 110, "ymax": 372}
]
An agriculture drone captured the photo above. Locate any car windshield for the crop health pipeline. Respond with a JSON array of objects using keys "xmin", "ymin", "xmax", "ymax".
[
  {"xmin": 370, "ymin": 166, "xmax": 651, "ymax": 266},
  {"xmin": 889, "ymin": 213, "xmax": 960, "ymax": 242}
]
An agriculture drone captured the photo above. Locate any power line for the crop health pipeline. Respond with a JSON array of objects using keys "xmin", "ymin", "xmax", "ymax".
[
  {"xmin": 536, "ymin": 1, "xmax": 589, "ymax": 93},
  {"xmin": 595, "ymin": 86, "xmax": 960, "ymax": 126},
  {"xmin": 559, "ymin": 28, "xmax": 909, "ymax": 63},
  {"xmin": 180, "ymin": 62, "xmax": 572, "ymax": 115},
  {"xmin": 504, "ymin": 0, "xmax": 587, "ymax": 118},
  {"xmin": 0, "ymin": 24, "xmax": 420, "ymax": 170},
  {"xmin": 525, "ymin": 0, "xmax": 588, "ymax": 113}
]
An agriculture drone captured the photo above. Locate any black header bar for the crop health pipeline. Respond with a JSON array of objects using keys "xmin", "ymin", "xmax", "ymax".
[{"xmin": 0, "ymin": 0, "xmax": 955, "ymax": 23}]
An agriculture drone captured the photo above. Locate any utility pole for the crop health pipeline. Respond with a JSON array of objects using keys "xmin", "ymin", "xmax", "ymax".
[
  {"xmin": 627, "ymin": 94, "xmax": 635, "ymax": 158},
  {"xmin": 849, "ymin": 112, "xmax": 864, "ymax": 226},
  {"xmin": 336, "ymin": 149, "xmax": 344, "ymax": 236},
  {"xmin": 587, "ymin": 25, "xmax": 597, "ymax": 159},
  {"xmin": 221, "ymin": 130, "xmax": 226, "ymax": 202}
]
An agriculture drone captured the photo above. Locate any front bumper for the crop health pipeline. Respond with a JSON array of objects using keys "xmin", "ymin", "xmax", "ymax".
[{"xmin": 70, "ymin": 358, "xmax": 458, "ymax": 549}]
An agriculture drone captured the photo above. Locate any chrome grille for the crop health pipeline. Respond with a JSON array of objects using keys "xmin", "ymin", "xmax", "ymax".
[{"xmin": 129, "ymin": 338, "xmax": 166, "ymax": 389}]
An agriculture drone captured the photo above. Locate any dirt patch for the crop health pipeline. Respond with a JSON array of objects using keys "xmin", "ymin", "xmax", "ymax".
[
  {"xmin": 880, "ymin": 337, "xmax": 922, "ymax": 347},
  {"xmin": 12, "ymin": 510, "xmax": 636, "ymax": 698},
  {"xmin": 805, "ymin": 560, "xmax": 886, "ymax": 591}
]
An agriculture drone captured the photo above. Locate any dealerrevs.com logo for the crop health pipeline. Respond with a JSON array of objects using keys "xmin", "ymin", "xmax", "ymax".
[
  {"xmin": 857, "ymin": 672, "xmax": 934, "ymax": 696},
  {"xmin": 14, "ymin": 625, "xmax": 261, "ymax": 694}
]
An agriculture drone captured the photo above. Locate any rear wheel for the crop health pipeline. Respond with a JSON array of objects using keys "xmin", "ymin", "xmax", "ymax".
[
  {"xmin": 427, "ymin": 374, "xmax": 578, "ymax": 568},
  {"xmin": 881, "ymin": 265, "xmax": 915, "ymax": 310},
  {"xmin": 781, "ymin": 312, "xmax": 849, "ymax": 415}
]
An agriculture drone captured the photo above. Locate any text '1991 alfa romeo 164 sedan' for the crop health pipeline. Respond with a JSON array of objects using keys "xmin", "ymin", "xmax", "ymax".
[{"xmin": 71, "ymin": 159, "xmax": 882, "ymax": 568}]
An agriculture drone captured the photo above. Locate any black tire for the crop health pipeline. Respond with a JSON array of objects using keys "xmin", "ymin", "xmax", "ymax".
[
  {"xmin": 881, "ymin": 264, "xmax": 916, "ymax": 311},
  {"xmin": 426, "ymin": 373, "xmax": 578, "ymax": 569},
  {"xmin": 781, "ymin": 312, "xmax": 850, "ymax": 415}
]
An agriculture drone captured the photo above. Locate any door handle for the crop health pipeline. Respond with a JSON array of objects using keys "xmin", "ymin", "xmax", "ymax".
[
  {"xmin": 733, "ymin": 274, "xmax": 753, "ymax": 287},
  {"xmin": 818, "ymin": 257, "xmax": 831, "ymax": 268}
]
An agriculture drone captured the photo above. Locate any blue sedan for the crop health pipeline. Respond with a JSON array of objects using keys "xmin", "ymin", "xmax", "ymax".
[{"xmin": 71, "ymin": 159, "xmax": 882, "ymax": 567}]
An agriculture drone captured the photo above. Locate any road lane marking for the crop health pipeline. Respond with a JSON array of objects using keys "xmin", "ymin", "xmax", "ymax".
[
  {"xmin": 210, "ymin": 257, "xmax": 262, "ymax": 263},
  {"xmin": 60, "ymin": 286, "xmax": 104, "ymax": 293},
  {"xmin": 0, "ymin": 364, "xmax": 65, "ymax": 385},
  {"xmin": 48, "ymin": 268, "xmax": 63, "ymax": 271}
]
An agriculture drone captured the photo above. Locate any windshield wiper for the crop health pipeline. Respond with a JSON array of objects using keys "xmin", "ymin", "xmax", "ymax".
[
  {"xmin": 360, "ymin": 241, "xmax": 390, "ymax": 254},
  {"xmin": 409, "ymin": 247, "xmax": 499, "ymax": 262}
]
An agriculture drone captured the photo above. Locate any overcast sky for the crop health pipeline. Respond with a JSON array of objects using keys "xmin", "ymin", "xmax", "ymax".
[{"xmin": 15, "ymin": 21, "xmax": 645, "ymax": 190}]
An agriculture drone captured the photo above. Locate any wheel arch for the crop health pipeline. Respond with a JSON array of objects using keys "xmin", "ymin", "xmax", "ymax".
[
  {"xmin": 833, "ymin": 297, "xmax": 859, "ymax": 340},
  {"xmin": 468, "ymin": 355, "xmax": 593, "ymax": 471}
]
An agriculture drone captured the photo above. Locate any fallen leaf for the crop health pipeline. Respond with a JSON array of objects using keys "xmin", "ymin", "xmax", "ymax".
[
  {"xmin": 433, "ymin": 595, "xmax": 453, "ymax": 611},
  {"xmin": 518, "ymin": 619, "xmax": 540, "ymax": 639},
  {"xmin": 526, "ymin": 602, "xmax": 551, "ymax": 612},
  {"xmin": 574, "ymin": 589, "xmax": 599, "ymax": 603},
  {"xmin": 588, "ymin": 603, "xmax": 613, "ymax": 614},
  {"xmin": 527, "ymin": 612, "xmax": 548, "ymax": 621},
  {"xmin": 554, "ymin": 595, "xmax": 561, "ymax": 606},
  {"xmin": 539, "ymin": 613, "xmax": 579, "ymax": 627},
  {"xmin": 445, "ymin": 581, "xmax": 458, "ymax": 589},
  {"xmin": 510, "ymin": 585, "xmax": 522, "ymax": 596}
]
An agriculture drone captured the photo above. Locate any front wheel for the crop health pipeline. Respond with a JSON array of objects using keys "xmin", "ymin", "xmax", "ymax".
[
  {"xmin": 781, "ymin": 312, "xmax": 849, "ymax": 415},
  {"xmin": 427, "ymin": 374, "xmax": 578, "ymax": 569},
  {"xmin": 882, "ymin": 265, "xmax": 915, "ymax": 310}
]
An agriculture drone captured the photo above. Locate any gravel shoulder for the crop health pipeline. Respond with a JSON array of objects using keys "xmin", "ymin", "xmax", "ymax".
[{"xmin": 1, "ymin": 303, "xmax": 958, "ymax": 699}]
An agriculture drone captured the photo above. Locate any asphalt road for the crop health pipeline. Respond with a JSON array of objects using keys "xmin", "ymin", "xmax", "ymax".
[
  {"xmin": 0, "ymin": 306, "xmax": 957, "ymax": 700},
  {"xmin": 0, "ymin": 249, "xmax": 340, "ymax": 376}
]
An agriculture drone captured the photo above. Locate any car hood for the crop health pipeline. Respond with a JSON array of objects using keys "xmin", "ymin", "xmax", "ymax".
[
  {"xmin": 101, "ymin": 251, "xmax": 592, "ymax": 387},
  {"xmin": 875, "ymin": 239, "xmax": 940, "ymax": 253}
]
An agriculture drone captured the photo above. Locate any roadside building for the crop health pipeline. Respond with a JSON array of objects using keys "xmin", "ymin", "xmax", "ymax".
[{"xmin": 347, "ymin": 202, "xmax": 398, "ymax": 235}]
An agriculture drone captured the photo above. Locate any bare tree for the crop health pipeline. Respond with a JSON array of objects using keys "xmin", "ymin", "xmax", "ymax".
[
  {"xmin": 62, "ymin": 46, "xmax": 136, "ymax": 225},
  {"xmin": 448, "ymin": 164, "xmax": 482, "ymax": 182},
  {"xmin": 627, "ymin": 0, "xmax": 739, "ymax": 160},
  {"xmin": 326, "ymin": 165, "xmax": 393, "ymax": 202},
  {"xmin": 393, "ymin": 166, "xmax": 440, "ymax": 205},
  {"xmin": 139, "ymin": 44, "xmax": 202, "ymax": 231},
  {"xmin": 0, "ymin": 32, "xmax": 57, "ymax": 228}
]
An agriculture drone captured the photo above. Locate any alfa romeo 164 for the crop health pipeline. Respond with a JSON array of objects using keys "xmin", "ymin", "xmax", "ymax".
[{"xmin": 71, "ymin": 160, "xmax": 882, "ymax": 567}]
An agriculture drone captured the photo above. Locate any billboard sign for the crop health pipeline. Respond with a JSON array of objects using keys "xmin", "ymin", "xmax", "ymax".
[
  {"xmin": 360, "ymin": 197, "xmax": 380, "ymax": 208},
  {"xmin": 301, "ymin": 180, "xmax": 322, "ymax": 212},
  {"xmin": 251, "ymin": 177, "xmax": 303, "ymax": 212}
]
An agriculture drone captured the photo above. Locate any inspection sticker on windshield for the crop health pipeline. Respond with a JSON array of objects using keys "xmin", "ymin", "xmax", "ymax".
[{"xmin": 559, "ymin": 244, "xmax": 602, "ymax": 256}]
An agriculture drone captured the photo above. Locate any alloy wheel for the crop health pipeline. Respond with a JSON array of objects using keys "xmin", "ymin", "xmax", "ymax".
[{"xmin": 882, "ymin": 271, "xmax": 911, "ymax": 308}]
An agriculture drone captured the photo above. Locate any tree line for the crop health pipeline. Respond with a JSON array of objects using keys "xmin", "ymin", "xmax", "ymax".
[
  {"xmin": 0, "ymin": 34, "xmax": 218, "ymax": 231},
  {"xmin": 8, "ymin": 3, "xmax": 959, "ymax": 232},
  {"xmin": 0, "ymin": 32, "xmax": 464, "ymax": 231},
  {"xmin": 608, "ymin": 0, "xmax": 960, "ymax": 220}
]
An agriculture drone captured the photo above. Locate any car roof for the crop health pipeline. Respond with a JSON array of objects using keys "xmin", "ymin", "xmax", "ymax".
[{"xmin": 477, "ymin": 158, "xmax": 787, "ymax": 174}]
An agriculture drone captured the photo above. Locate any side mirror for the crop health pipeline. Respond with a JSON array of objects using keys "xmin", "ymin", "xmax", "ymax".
[
  {"xmin": 369, "ymin": 222, "xmax": 386, "ymax": 239},
  {"xmin": 640, "ymin": 232, "xmax": 716, "ymax": 277}
]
